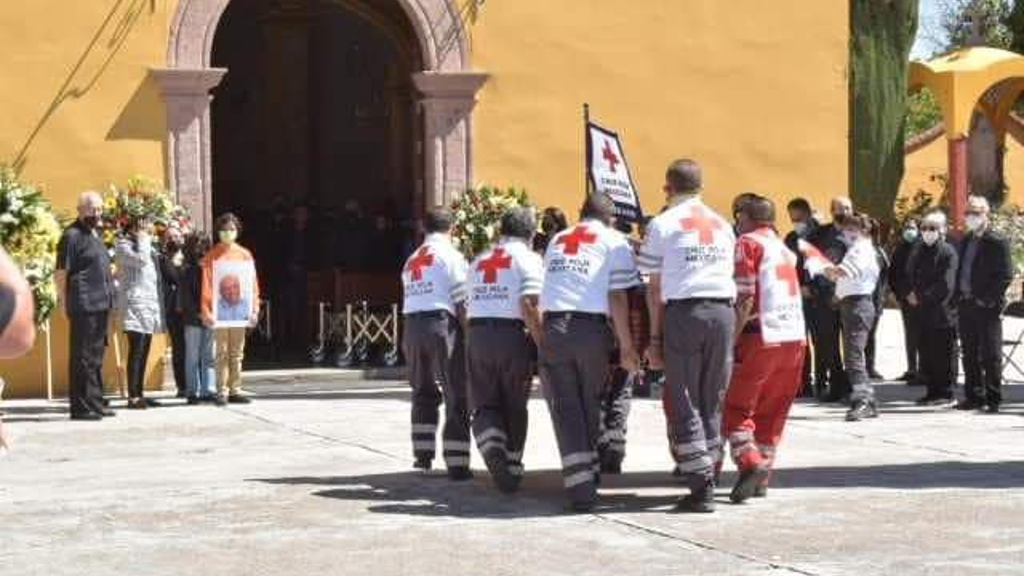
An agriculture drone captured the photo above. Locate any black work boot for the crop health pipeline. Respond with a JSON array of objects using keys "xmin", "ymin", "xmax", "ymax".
[
  {"xmin": 730, "ymin": 466, "xmax": 770, "ymax": 504},
  {"xmin": 676, "ymin": 478, "xmax": 716, "ymax": 513}
]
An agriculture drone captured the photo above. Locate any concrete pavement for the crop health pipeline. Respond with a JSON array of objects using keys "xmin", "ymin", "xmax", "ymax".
[{"xmin": 2, "ymin": 313, "xmax": 1023, "ymax": 576}]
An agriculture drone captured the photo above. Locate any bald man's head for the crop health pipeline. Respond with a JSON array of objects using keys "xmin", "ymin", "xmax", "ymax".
[{"xmin": 830, "ymin": 197, "xmax": 852, "ymax": 221}]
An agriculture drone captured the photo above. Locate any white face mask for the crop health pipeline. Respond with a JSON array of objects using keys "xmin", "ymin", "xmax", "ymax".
[
  {"xmin": 965, "ymin": 214, "xmax": 985, "ymax": 232},
  {"xmin": 921, "ymin": 230, "xmax": 940, "ymax": 246},
  {"xmin": 843, "ymin": 230, "xmax": 860, "ymax": 245},
  {"xmin": 793, "ymin": 222, "xmax": 808, "ymax": 236}
]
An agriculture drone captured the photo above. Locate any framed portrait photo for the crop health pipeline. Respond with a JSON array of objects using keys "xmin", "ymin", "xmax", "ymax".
[{"xmin": 212, "ymin": 260, "xmax": 256, "ymax": 328}]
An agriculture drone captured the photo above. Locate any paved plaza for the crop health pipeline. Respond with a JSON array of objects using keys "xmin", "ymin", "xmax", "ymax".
[{"xmin": 2, "ymin": 313, "xmax": 1023, "ymax": 576}]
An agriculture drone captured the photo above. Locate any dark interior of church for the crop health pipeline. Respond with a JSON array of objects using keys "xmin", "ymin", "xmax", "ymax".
[{"xmin": 210, "ymin": 0, "xmax": 424, "ymax": 362}]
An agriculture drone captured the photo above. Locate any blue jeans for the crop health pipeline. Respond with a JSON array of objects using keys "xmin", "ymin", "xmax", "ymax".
[{"xmin": 185, "ymin": 325, "xmax": 216, "ymax": 398}]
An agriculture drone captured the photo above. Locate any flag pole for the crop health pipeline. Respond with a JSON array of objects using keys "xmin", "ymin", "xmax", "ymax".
[{"xmin": 583, "ymin": 103, "xmax": 592, "ymax": 197}]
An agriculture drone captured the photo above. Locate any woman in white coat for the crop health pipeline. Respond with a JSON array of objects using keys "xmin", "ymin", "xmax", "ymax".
[{"xmin": 115, "ymin": 217, "xmax": 165, "ymax": 409}]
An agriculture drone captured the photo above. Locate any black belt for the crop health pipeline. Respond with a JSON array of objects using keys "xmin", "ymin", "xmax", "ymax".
[
  {"xmin": 468, "ymin": 318, "xmax": 524, "ymax": 328},
  {"xmin": 667, "ymin": 297, "xmax": 734, "ymax": 308},
  {"xmin": 404, "ymin": 310, "xmax": 452, "ymax": 320},
  {"xmin": 840, "ymin": 294, "xmax": 873, "ymax": 303},
  {"xmin": 543, "ymin": 311, "xmax": 607, "ymax": 323}
]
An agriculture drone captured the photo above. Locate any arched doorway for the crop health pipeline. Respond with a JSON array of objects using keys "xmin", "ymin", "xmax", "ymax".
[
  {"xmin": 154, "ymin": 0, "xmax": 488, "ymax": 363},
  {"xmin": 210, "ymin": 0, "xmax": 422, "ymax": 357}
]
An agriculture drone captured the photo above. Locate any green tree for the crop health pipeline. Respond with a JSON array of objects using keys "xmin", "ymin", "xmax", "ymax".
[
  {"xmin": 938, "ymin": 0, "xmax": 1013, "ymax": 50},
  {"xmin": 906, "ymin": 88, "xmax": 943, "ymax": 138},
  {"xmin": 1007, "ymin": 0, "xmax": 1024, "ymax": 53},
  {"xmin": 850, "ymin": 0, "xmax": 919, "ymax": 219}
]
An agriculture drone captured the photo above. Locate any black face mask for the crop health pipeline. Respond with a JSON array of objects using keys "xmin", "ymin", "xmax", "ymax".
[{"xmin": 81, "ymin": 216, "xmax": 100, "ymax": 229}]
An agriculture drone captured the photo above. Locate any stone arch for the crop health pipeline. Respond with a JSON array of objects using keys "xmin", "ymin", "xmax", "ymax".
[{"xmin": 154, "ymin": 0, "xmax": 487, "ymax": 232}]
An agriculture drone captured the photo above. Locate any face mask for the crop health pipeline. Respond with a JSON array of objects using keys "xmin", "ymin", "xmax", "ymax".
[
  {"xmin": 793, "ymin": 222, "xmax": 808, "ymax": 236},
  {"xmin": 219, "ymin": 230, "xmax": 238, "ymax": 244},
  {"xmin": 843, "ymin": 231, "xmax": 859, "ymax": 245},
  {"xmin": 902, "ymin": 229, "xmax": 918, "ymax": 243},
  {"xmin": 965, "ymin": 214, "xmax": 985, "ymax": 232},
  {"xmin": 922, "ymin": 230, "xmax": 940, "ymax": 246}
]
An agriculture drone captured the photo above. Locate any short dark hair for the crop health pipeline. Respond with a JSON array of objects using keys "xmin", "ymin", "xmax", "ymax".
[
  {"xmin": 732, "ymin": 192, "xmax": 760, "ymax": 215},
  {"xmin": 424, "ymin": 209, "xmax": 453, "ymax": 234},
  {"xmin": 541, "ymin": 207, "xmax": 568, "ymax": 235},
  {"xmin": 665, "ymin": 159, "xmax": 702, "ymax": 194},
  {"xmin": 214, "ymin": 212, "xmax": 243, "ymax": 235},
  {"xmin": 743, "ymin": 195, "xmax": 776, "ymax": 225},
  {"xmin": 579, "ymin": 193, "xmax": 616, "ymax": 224},
  {"xmin": 500, "ymin": 206, "xmax": 536, "ymax": 240},
  {"xmin": 787, "ymin": 198, "xmax": 812, "ymax": 214}
]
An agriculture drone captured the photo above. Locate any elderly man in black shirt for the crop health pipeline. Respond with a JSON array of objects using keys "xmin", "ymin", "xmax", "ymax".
[
  {"xmin": 56, "ymin": 191, "xmax": 116, "ymax": 421},
  {"xmin": 907, "ymin": 211, "xmax": 959, "ymax": 406},
  {"xmin": 956, "ymin": 196, "xmax": 1014, "ymax": 413}
]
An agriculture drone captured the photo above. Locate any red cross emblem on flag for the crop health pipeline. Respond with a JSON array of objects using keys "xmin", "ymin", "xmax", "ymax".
[
  {"xmin": 775, "ymin": 258, "xmax": 800, "ymax": 297},
  {"xmin": 477, "ymin": 247, "xmax": 512, "ymax": 284},
  {"xmin": 680, "ymin": 206, "xmax": 722, "ymax": 245},
  {"xmin": 602, "ymin": 140, "xmax": 621, "ymax": 173},
  {"xmin": 557, "ymin": 225, "xmax": 598, "ymax": 256},
  {"xmin": 405, "ymin": 246, "xmax": 435, "ymax": 281}
]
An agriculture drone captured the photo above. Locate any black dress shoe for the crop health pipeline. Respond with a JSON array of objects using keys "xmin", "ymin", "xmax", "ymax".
[
  {"xmin": 568, "ymin": 498, "xmax": 596, "ymax": 513},
  {"xmin": 126, "ymin": 399, "xmax": 147, "ymax": 410},
  {"xmin": 187, "ymin": 397, "xmax": 202, "ymax": 405},
  {"xmin": 845, "ymin": 400, "xmax": 878, "ymax": 422},
  {"xmin": 955, "ymin": 400, "xmax": 980, "ymax": 411},
  {"xmin": 70, "ymin": 413, "xmax": 103, "ymax": 421},
  {"xmin": 868, "ymin": 371, "xmax": 885, "ymax": 381},
  {"xmin": 143, "ymin": 398, "xmax": 162, "ymax": 407},
  {"xmin": 448, "ymin": 467, "xmax": 474, "ymax": 481},
  {"xmin": 982, "ymin": 404, "xmax": 1000, "ymax": 414},
  {"xmin": 227, "ymin": 395, "xmax": 252, "ymax": 404},
  {"xmin": 730, "ymin": 466, "xmax": 770, "ymax": 504}
]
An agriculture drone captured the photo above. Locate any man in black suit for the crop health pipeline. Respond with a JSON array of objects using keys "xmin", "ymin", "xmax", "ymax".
[
  {"xmin": 806, "ymin": 196, "xmax": 852, "ymax": 402},
  {"xmin": 955, "ymin": 196, "xmax": 1014, "ymax": 413},
  {"xmin": 56, "ymin": 191, "xmax": 116, "ymax": 421},
  {"xmin": 888, "ymin": 219, "xmax": 920, "ymax": 383},
  {"xmin": 784, "ymin": 197, "xmax": 820, "ymax": 397}
]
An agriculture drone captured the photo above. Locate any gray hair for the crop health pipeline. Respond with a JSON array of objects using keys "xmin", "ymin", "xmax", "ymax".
[
  {"xmin": 967, "ymin": 195, "xmax": 991, "ymax": 214},
  {"xmin": 922, "ymin": 209, "xmax": 947, "ymax": 230},
  {"xmin": 500, "ymin": 206, "xmax": 536, "ymax": 240},
  {"xmin": 78, "ymin": 190, "xmax": 103, "ymax": 208}
]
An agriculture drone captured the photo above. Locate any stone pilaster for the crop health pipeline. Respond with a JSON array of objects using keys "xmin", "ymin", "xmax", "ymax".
[{"xmin": 151, "ymin": 67, "xmax": 226, "ymax": 232}]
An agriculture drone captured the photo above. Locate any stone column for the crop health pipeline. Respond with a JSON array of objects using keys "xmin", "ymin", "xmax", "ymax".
[
  {"xmin": 412, "ymin": 72, "xmax": 489, "ymax": 208},
  {"xmin": 151, "ymin": 67, "xmax": 226, "ymax": 233}
]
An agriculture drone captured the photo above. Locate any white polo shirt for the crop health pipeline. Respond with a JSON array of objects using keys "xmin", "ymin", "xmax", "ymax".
[
  {"xmin": 834, "ymin": 237, "xmax": 880, "ymax": 300},
  {"xmin": 539, "ymin": 219, "xmax": 640, "ymax": 315},
  {"xmin": 637, "ymin": 196, "xmax": 737, "ymax": 302},
  {"xmin": 401, "ymin": 233, "xmax": 468, "ymax": 315},
  {"xmin": 467, "ymin": 238, "xmax": 544, "ymax": 320}
]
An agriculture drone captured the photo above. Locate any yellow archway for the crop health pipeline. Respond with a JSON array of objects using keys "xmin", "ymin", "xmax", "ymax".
[{"xmin": 909, "ymin": 47, "xmax": 1024, "ymax": 229}]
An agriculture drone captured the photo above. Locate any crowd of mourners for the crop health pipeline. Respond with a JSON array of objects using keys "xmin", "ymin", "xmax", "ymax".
[{"xmin": 399, "ymin": 158, "xmax": 1016, "ymax": 513}]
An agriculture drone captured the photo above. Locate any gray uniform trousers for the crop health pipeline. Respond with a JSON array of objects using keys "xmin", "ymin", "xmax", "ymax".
[
  {"xmin": 663, "ymin": 300, "xmax": 735, "ymax": 486},
  {"xmin": 539, "ymin": 313, "xmax": 614, "ymax": 504},
  {"xmin": 467, "ymin": 320, "xmax": 533, "ymax": 479},
  {"xmin": 598, "ymin": 366, "xmax": 632, "ymax": 466},
  {"xmin": 403, "ymin": 311, "xmax": 471, "ymax": 470},
  {"xmin": 839, "ymin": 296, "xmax": 876, "ymax": 402}
]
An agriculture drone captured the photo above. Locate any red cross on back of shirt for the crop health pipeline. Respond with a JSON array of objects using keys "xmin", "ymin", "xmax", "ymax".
[
  {"xmin": 405, "ymin": 246, "xmax": 435, "ymax": 281},
  {"xmin": 557, "ymin": 225, "xmax": 598, "ymax": 256},
  {"xmin": 602, "ymin": 140, "xmax": 621, "ymax": 173},
  {"xmin": 679, "ymin": 206, "xmax": 722, "ymax": 245},
  {"xmin": 775, "ymin": 261, "xmax": 799, "ymax": 297},
  {"xmin": 477, "ymin": 247, "xmax": 513, "ymax": 284}
]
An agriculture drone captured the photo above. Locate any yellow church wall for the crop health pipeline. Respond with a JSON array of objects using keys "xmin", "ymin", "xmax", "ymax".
[
  {"xmin": 469, "ymin": 0, "xmax": 850, "ymax": 220},
  {"xmin": 2, "ymin": 0, "xmax": 851, "ymax": 397},
  {"xmin": 0, "ymin": 1, "xmax": 173, "ymax": 397}
]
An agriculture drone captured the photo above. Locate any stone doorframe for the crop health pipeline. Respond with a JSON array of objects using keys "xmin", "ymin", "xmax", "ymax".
[{"xmin": 153, "ymin": 0, "xmax": 488, "ymax": 232}]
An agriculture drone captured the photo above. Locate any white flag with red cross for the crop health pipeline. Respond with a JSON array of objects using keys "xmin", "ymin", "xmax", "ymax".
[
  {"xmin": 587, "ymin": 122, "xmax": 643, "ymax": 224},
  {"xmin": 797, "ymin": 239, "xmax": 834, "ymax": 278}
]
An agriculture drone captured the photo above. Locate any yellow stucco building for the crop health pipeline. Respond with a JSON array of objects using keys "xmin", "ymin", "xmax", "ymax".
[{"xmin": 0, "ymin": 0, "xmax": 850, "ymax": 397}]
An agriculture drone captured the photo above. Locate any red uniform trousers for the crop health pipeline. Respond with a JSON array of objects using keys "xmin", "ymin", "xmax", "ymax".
[{"xmin": 722, "ymin": 332, "xmax": 806, "ymax": 480}]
